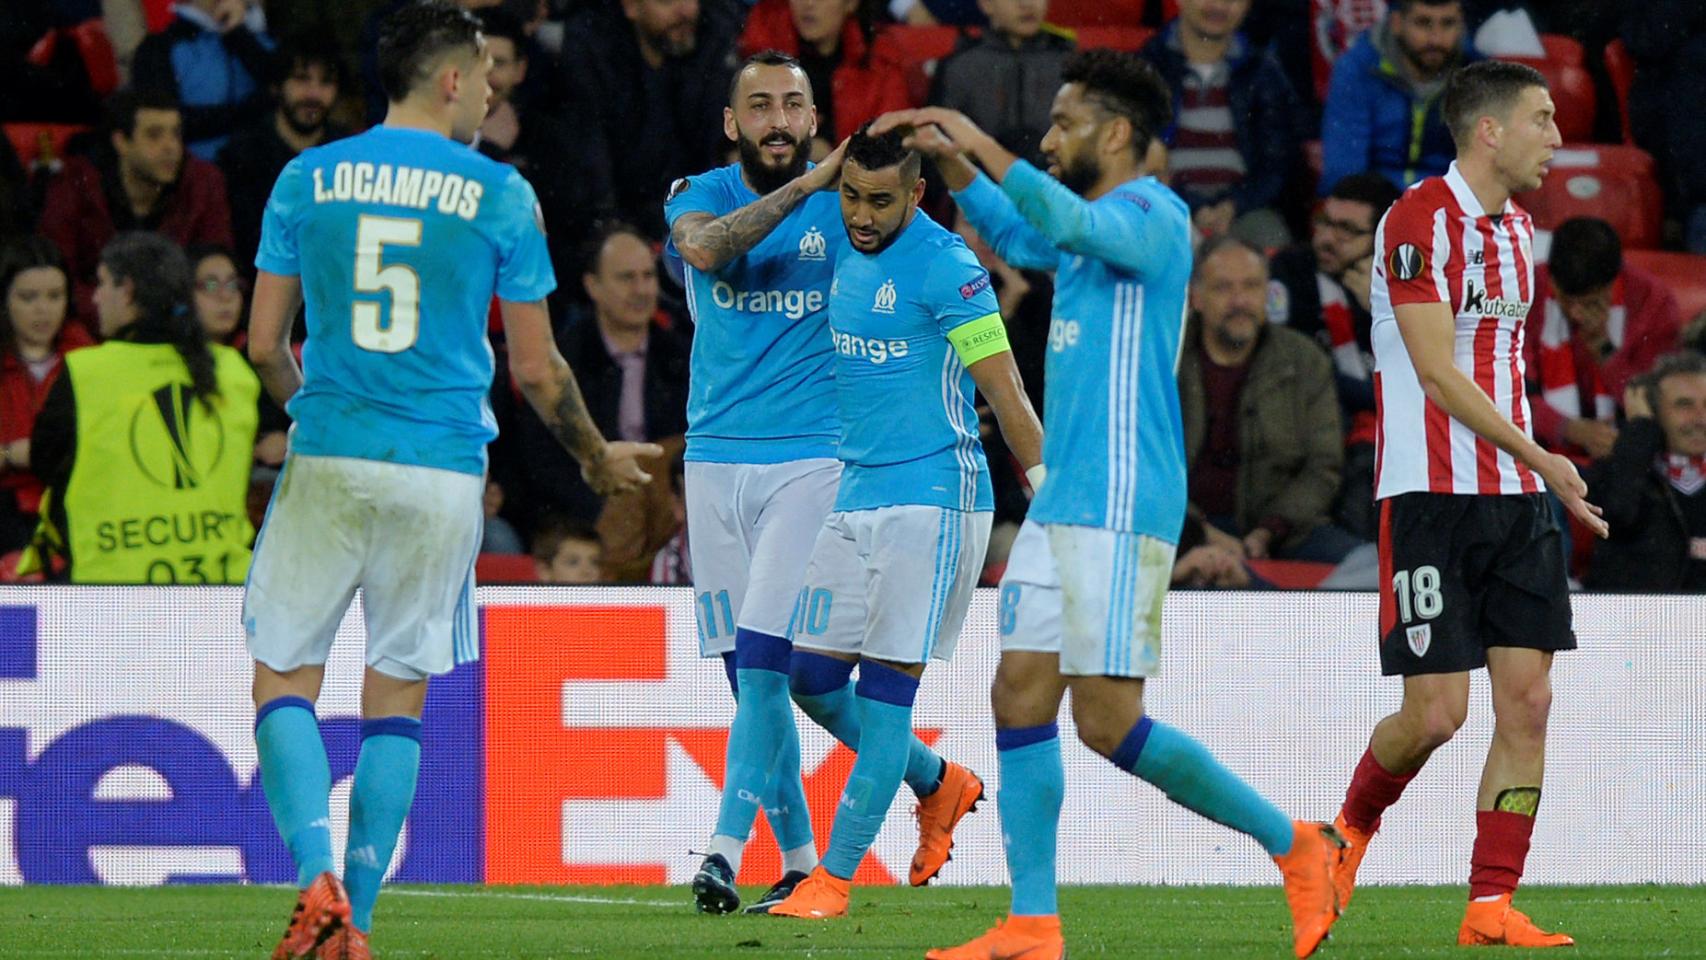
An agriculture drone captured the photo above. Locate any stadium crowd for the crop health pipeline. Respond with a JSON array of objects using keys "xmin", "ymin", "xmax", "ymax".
[{"xmin": 2, "ymin": 0, "xmax": 1705, "ymax": 590}]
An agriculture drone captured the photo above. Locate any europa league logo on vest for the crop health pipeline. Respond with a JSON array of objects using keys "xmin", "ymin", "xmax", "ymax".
[{"xmin": 129, "ymin": 384, "xmax": 226, "ymax": 490}]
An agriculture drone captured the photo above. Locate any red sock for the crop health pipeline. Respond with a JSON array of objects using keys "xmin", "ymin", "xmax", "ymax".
[
  {"xmin": 1341, "ymin": 747, "xmax": 1417, "ymax": 834},
  {"xmin": 1469, "ymin": 810, "xmax": 1534, "ymax": 900}
]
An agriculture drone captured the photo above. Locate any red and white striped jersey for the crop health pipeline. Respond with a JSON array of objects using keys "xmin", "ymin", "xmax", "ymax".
[{"xmin": 1370, "ymin": 162, "xmax": 1543, "ymax": 499}]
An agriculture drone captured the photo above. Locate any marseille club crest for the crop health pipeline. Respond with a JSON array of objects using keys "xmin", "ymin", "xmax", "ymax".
[
  {"xmin": 873, "ymin": 279, "xmax": 897, "ymax": 314},
  {"xmin": 798, "ymin": 226, "xmax": 827, "ymax": 261}
]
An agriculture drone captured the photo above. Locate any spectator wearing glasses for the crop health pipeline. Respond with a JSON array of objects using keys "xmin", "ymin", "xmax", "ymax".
[
  {"xmin": 187, "ymin": 244, "xmax": 289, "ymax": 469},
  {"xmin": 1267, "ymin": 172, "xmax": 1400, "ymax": 539}
]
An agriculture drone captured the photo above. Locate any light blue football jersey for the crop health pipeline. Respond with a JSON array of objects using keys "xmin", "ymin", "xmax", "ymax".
[
  {"xmin": 953, "ymin": 161, "xmax": 1191, "ymax": 542},
  {"xmin": 663, "ymin": 163, "xmax": 845, "ymax": 464},
  {"xmin": 256, "ymin": 126, "xmax": 554, "ymax": 477},
  {"xmin": 828, "ymin": 211, "xmax": 996, "ymax": 514}
]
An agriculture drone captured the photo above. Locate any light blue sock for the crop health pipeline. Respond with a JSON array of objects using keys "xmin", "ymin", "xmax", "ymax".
[
  {"xmin": 255, "ymin": 696, "xmax": 335, "ymax": 888},
  {"xmin": 1112, "ymin": 716, "xmax": 1294, "ymax": 856},
  {"xmin": 820, "ymin": 662, "xmax": 918, "ymax": 880},
  {"xmin": 712, "ymin": 630, "xmax": 796, "ymax": 849},
  {"xmin": 997, "ymin": 724, "xmax": 1064, "ymax": 916},
  {"xmin": 345, "ymin": 717, "xmax": 421, "ymax": 932},
  {"xmin": 791, "ymin": 651, "xmax": 945, "ymax": 797},
  {"xmin": 725, "ymin": 652, "xmax": 815, "ymax": 861}
]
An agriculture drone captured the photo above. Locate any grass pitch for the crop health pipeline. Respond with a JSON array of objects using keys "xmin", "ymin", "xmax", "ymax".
[{"xmin": 1, "ymin": 883, "xmax": 1700, "ymax": 958}]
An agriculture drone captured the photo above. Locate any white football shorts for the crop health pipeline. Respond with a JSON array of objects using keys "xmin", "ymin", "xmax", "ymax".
[
  {"xmin": 998, "ymin": 519, "xmax": 1175, "ymax": 678},
  {"xmin": 243, "ymin": 454, "xmax": 482, "ymax": 681},
  {"xmin": 789, "ymin": 505, "xmax": 992, "ymax": 665},
  {"xmin": 684, "ymin": 458, "xmax": 841, "ymax": 656}
]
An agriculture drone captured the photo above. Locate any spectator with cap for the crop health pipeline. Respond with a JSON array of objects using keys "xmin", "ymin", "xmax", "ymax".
[{"xmin": 1526, "ymin": 216, "xmax": 1680, "ymax": 463}]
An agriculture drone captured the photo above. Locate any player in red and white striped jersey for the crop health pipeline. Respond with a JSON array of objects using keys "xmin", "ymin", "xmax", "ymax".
[{"xmin": 1332, "ymin": 61, "xmax": 1609, "ymax": 949}]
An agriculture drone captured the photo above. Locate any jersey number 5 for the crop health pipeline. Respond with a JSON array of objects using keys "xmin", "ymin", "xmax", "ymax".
[{"xmin": 353, "ymin": 214, "xmax": 423, "ymax": 353}]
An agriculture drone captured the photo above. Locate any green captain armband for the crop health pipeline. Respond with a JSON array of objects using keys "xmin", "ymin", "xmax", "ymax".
[{"xmin": 946, "ymin": 312, "xmax": 1011, "ymax": 366}]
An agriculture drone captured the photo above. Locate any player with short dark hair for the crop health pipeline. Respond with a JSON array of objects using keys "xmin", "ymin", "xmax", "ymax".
[
  {"xmin": 876, "ymin": 47, "xmax": 1344, "ymax": 960},
  {"xmin": 758, "ymin": 122, "xmax": 1041, "ymax": 920},
  {"xmin": 1334, "ymin": 56, "xmax": 1599, "ymax": 948},
  {"xmin": 674, "ymin": 50, "xmax": 983, "ymax": 918},
  {"xmin": 244, "ymin": 2, "xmax": 657, "ymax": 956}
]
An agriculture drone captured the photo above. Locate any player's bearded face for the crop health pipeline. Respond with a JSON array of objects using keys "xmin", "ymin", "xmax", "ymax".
[
  {"xmin": 736, "ymin": 121, "xmax": 809, "ymax": 195},
  {"xmin": 839, "ymin": 162, "xmax": 918, "ymax": 255},
  {"xmin": 1041, "ymin": 89, "xmax": 1106, "ymax": 197}
]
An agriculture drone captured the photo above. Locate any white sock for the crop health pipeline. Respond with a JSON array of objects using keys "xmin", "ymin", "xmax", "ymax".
[
  {"xmin": 707, "ymin": 833, "xmax": 744, "ymax": 875},
  {"xmin": 781, "ymin": 842, "xmax": 819, "ymax": 876}
]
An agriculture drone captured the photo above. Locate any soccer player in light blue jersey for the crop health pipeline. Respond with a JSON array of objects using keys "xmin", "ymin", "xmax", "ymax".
[
  {"xmin": 242, "ymin": 4, "xmax": 657, "ymax": 957},
  {"xmin": 875, "ymin": 50, "xmax": 1345, "ymax": 960},
  {"xmin": 759, "ymin": 125, "xmax": 1043, "ymax": 920},
  {"xmin": 669, "ymin": 51, "xmax": 976, "ymax": 915}
]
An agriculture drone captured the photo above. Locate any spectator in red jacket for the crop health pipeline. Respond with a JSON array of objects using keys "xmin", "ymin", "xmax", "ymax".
[
  {"xmin": 1526, "ymin": 216, "xmax": 1680, "ymax": 462},
  {"xmin": 0, "ymin": 237, "xmax": 92, "ymax": 551},
  {"xmin": 738, "ymin": 0, "xmax": 912, "ymax": 152},
  {"xmin": 40, "ymin": 87, "xmax": 233, "ymax": 328}
]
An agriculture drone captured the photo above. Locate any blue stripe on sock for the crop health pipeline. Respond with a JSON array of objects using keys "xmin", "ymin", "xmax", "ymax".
[
  {"xmin": 1120, "ymin": 718, "xmax": 1294, "ymax": 857},
  {"xmin": 854, "ymin": 660, "xmax": 919, "ymax": 708},
  {"xmin": 255, "ymin": 695, "xmax": 314, "ymax": 731},
  {"xmin": 734, "ymin": 628, "xmax": 792, "ymax": 674},
  {"xmin": 1109, "ymin": 715, "xmax": 1153, "ymax": 771},
  {"xmin": 996, "ymin": 722, "xmax": 1059, "ymax": 752},
  {"xmin": 361, "ymin": 716, "xmax": 422, "ymax": 743},
  {"xmin": 790, "ymin": 649, "xmax": 855, "ymax": 697},
  {"xmin": 722, "ymin": 651, "xmax": 739, "ymax": 699}
]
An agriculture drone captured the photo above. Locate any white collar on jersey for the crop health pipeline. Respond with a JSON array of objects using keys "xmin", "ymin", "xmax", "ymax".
[{"xmin": 1444, "ymin": 162, "xmax": 1514, "ymax": 219}]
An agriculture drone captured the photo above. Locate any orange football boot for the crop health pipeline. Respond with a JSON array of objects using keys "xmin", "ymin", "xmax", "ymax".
[
  {"xmin": 1273, "ymin": 820, "xmax": 1346, "ymax": 959},
  {"xmin": 925, "ymin": 915, "xmax": 1065, "ymax": 960},
  {"xmin": 764, "ymin": 866, "xmax": 851, "ymax": 919},
  {"xmin": 1458, "ymin": 894, "xmax": 1575, "ymax": 947},
  {"xmin": 270, "ymin": 872, "xmax": 351, "ymax": 960},
  {"xmin": 1331, "ymin": 812, "xmax": 1375, "ymax": 911},
  {"xmin": 911, "ymin": 761, "xmax": 985, "ymax": 886},
  {"xmin": 316, "ymin": 925, "xmax": 371, "ymax": 960}
]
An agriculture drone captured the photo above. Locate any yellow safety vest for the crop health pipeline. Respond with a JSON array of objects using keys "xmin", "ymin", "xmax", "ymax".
[{"xmin": 47, "ymin": 341, "xmax": 260, "ymax": 584}]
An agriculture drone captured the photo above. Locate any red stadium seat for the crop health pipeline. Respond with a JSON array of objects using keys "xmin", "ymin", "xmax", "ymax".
[
  {"xmin": 1245, "ymin": 560, "xmax": 1337, "ymax": 590},
  {"xmin": 143, "ymin": 0, "xmax": 173, "ymax": 32},
  {"xmin": 1624, "ymin": 251, "xmax": 1706, "ymax": 327},
  {"xmin": 3, "ymin": 123, "xmax": 88, "ymax": 167},
  {"xmin": 1047, "ymin": 0, "xmax": 1149, "ymax": 28},
  {"xmin": 1501, "ymin": 56, "xmax": 1595, "ymax": 142},
  {"xmin": 1539, "ymin": 33, "xmax": 1583, "ymax": 67},
  {"xmin": 1515, "ymin": 143, "xmax": 1663, "ymax": 250},
  {"xmin": 69, "ymin": 19, "xmax": 119, "ymax": 96},
  {"xmin": 1603, "ymin": 38, "xmax": 1636, "ymax": 144},
  {"xmin": 476, "ymin": 553, "xmax": 538, "ymax": 584},
  {"xmin": 1073, "ymin": 25, "xmax": 1153, "ymax": 52}
]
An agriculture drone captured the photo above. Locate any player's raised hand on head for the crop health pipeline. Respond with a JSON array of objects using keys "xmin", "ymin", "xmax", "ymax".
[
  {"xmin": 802, "ymin": 138, "xmax": 850, "ymax": 193},
  {"xmin": 582, "ymin": 441, "xmax": 664, "ymax": 496},
  {"xmin": 904, "ymin": 123, "xmax": 964, "ymax": 162},
  {"xmin": 1536, "ymin": 451, "xmax": 1609, "ymax": 539}
]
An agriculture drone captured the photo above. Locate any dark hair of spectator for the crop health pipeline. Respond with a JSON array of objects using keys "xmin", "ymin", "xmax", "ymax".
[
  {"xmin": 1548, "ymin": 217, "xmax": 1622, "ymax": 296},
  {"xmin": 271, "ymin": 33, "xmax": 349, "ymax": 91},
  {"xmin": 729, "ymin": 49, "xmax": 806, "ymax": 106},
  {"xmin": 846, "ymin": 121, "xmax": 920, "ymax": 183},
  {"xmin": 476, "ymin": 8, "xmax": 527, "ymax": 50},
  {"xmin": 1191, "ymin": 233, "xmax": 1268, "ymax": 284},
  {"xmin": 1060, "ymin": 49, "xmax": 1171, "ymax": 159},
  {"xmin": 1441, "ymin": 60, "xmax": 1547, "ymax": 147},
  {"xmin": 1391, "ymin": 0, "xmax": 1463, "ymax": 13},
  {"xmin": 377, "ymin": 0, "xmax": 485, "ymax": 104},
  {"xmin": 1327, "ymin": 172, "xmax": 1403, "ymax": 219},
  {"xmin": 99, "ymin": 233, "xmax": 219, "ymax": 410},
  {"xmin": 106, "ymin": 87, "xmax": 180, "ymax": 139},
  {"xmin": 531, "ymin": 515, "xmax": 602, "ymax": 564},
  {"xmin": 0, "ymin": 237, "xmax": 68, "ymax": 359},
  {"xmin": 580, "ymin": 219, "xmax": 652, "ymax": 278},
  {"xmin": 1645, "ymin": 351, "xmax": 1706, "ymax": 396}
]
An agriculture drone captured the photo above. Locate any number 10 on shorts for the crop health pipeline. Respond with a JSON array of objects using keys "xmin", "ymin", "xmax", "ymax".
[{"xmin": 1391, "ymin": 564, "xmax": 1443, "ymax": 623}]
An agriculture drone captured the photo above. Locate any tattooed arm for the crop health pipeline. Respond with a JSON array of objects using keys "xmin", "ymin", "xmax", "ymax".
[
  {"xmin": 502, "ymin": 298, "xmax": 662, "ymax": 495},
  {"xmin": 671, "ymin": 139, "xmax": 848, "ymax": 273}
]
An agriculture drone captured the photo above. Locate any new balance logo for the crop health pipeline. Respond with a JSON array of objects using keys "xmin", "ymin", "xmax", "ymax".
[
  {"xmin": 873, "ymin": 279, "xmax": 897, "ymax": 314},
  {"xmin": 798, "ymin": 227, "xmax": 827, "ymax": 261}
]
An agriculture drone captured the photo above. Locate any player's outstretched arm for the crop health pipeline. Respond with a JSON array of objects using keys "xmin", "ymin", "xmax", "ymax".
[
  {"xmin": 1395, "ymin": 301, "xmax": 1609, "ymax": 538},
  {"xmin": 670, "ymin": 139, "xmax": 849, "ymax": 274},
  {"xmin": 248, "ymin": 270, "xmax": 305, "ymax": 407},
  {"xmin": 502, "ymin": 298, "xmax": 663, "ymax": 496},
  {"xmin": 967, "ymin": 348, "xmax": 1044, "ymax": 486}
]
